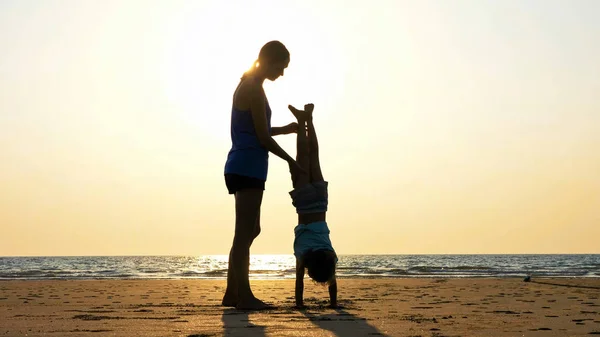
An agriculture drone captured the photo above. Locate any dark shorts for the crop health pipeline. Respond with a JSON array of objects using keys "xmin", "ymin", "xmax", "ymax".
[{"xmin": 225, "ymin": 174, "xmax": 265, "ymax": 195}]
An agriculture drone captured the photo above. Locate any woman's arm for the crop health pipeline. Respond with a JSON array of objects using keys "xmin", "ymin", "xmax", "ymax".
[
  {"xmin": 249, "ymin": 84, "xmax": 296, "ymax": 163},
  {"xmin": 271, "ymin": 122, "xmax": 298, "ymax": 136}
]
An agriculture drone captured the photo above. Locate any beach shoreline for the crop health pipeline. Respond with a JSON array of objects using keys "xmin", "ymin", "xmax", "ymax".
[{"xmin": 1, "ymin": 278, "xmax": 599, "ymax": 336}]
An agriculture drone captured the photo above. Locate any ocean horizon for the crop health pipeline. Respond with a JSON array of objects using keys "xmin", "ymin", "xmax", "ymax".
[{"xmin": 1, "ymin": 254, "xmax": 598, "ymax": 280}]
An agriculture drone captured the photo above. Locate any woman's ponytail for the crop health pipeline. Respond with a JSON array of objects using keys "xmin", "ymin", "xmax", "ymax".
[{"xmin": 240, "ymin": 59, "xmax": 259, "ymax": 80}]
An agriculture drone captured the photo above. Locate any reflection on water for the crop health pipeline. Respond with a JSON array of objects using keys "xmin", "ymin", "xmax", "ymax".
[{"xmin": 1, "ymin": 254, "xmax": 598, "ymax": 279}]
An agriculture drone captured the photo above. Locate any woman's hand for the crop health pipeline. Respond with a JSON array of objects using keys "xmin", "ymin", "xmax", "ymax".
[
  {"xmin": 271, "ymin": 122, "xmax": 298, "ymax": 136},
  {"xmin": 282, "ymin": 122, "xmax": 298, "ymax": 134},
  {"xmin": 289, "ymin": 160, "xmax": 307, "ymax": 181}
]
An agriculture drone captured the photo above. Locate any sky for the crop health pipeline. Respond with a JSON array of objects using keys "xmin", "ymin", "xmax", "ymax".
[{"xmin": 1, "ymin": 0, "xmax": 599, "ymax": 256}]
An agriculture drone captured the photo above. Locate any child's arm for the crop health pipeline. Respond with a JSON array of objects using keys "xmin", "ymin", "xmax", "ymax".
[
  {"xmin": 295, "ymin": 258, "xmax": 305, "ymax": 308},
  {"xmin": 328, "ymin": 277, "xmax": 338, "ymax": 308}
]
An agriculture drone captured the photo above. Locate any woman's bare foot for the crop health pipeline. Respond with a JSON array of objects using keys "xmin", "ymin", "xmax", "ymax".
[
  {"xmin": 235, "ymin": 296, "xmax": 273, "ymax": 310},
  {"xmin": 221, "ymin": 292, "xmax": 238, "ymax": 307}
]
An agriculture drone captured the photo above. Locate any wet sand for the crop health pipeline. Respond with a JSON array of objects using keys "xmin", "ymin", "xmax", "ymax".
[{"xmin": 1, "ymin": 278, "xmax": 599, "ymax": 336}]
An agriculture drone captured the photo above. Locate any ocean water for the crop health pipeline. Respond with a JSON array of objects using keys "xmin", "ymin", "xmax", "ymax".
[{"xmin": 0, "ymin": 255, "xmax": 598, "ymax": 280}]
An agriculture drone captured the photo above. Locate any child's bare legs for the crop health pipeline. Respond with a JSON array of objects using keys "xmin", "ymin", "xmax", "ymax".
[
  {"xmin": 303, "ymin": 104, "xmax": 324, "ymax": 183},
  {"xmin": 288, "ymin": 105, "xmax": 310, "ymax": 188},
  {"xmin": 288, "ymin": 103, "xmax": 323, "ymax": 185}
]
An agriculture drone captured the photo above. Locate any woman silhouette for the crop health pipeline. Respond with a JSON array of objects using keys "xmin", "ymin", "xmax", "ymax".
[{"xmin": 223, "ymin": 41, "xmax": 303, "ymax": 309}]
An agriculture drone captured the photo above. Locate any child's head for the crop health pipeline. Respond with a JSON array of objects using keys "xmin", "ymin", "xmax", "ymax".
[{"xmin": 304, "ymin": 249, "xmax": 337, "ymax": 285}]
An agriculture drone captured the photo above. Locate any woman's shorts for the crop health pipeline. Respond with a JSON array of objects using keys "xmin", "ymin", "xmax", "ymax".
[{"xmin": 225, "ymin": 174, "xmax": 265, "ymax": 195}]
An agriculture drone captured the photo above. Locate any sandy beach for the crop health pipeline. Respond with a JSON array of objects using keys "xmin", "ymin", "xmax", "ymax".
[{"xmin": 1, "ymin": 278, "xmax": 599, "ymax": 336}]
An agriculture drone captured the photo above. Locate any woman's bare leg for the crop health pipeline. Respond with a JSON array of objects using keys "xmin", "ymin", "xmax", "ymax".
[
  {"xmin": 222, "ymin": 189, "xmax": 270, "ymax": 310},
  {"xmin": 222, "ymin": 207, "xmax": 261, "ymax": 307},
  {"xmin": 222, "ymin": 247, "xmax": 237, "ymax": 306}
]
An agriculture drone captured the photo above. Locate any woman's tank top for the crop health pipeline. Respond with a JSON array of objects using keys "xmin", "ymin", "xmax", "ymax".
[{"xmin": 224, "ymin": 100, "xmax": 272, "ymax": 180}]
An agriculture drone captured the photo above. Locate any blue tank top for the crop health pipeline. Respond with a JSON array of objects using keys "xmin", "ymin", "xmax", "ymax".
[{"xmin": 224, "ymin": 101, "xmax": 272, "ymax": 180}]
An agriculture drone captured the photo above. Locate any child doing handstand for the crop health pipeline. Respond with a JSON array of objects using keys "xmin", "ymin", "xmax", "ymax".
[{"xmin": 288, "ymin": 103, "xmax": 337, "ymax": 309}]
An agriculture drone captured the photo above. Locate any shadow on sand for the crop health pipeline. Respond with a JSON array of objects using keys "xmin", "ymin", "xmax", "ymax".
[
  {"xmin": 302, "ymin": 307, "xmax": 389, "ymax": 337},
  {"xmin": 531, "ymin": 280, "xmax": 600, "ymax": 290},
  {"xmin": 220, "ymin": 308, "xmax": 267, "ymax": 337}
]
